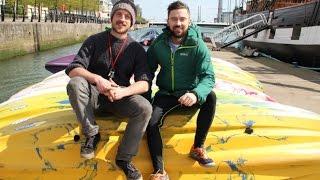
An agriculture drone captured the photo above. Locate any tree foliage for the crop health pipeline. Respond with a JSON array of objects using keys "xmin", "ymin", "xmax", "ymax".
[
  {"xmin": 135, "ymin": 4, "xmax": 148, "ymax": 24},
  {"xmin": 4, "ymin": 0, "xmax": 148, "ymax": 23},
  {"xmin": 5, "ymin": 0, "xmax": 100, "ymax": 12}
]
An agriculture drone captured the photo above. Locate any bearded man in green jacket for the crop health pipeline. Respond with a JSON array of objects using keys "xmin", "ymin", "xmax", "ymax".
[{"xmin": 146, "ymin": 1, "xmax": 217, "ymax": 179}]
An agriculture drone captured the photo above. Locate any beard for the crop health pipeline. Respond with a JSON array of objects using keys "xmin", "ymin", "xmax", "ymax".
[
  {"xmin": 112, "ymin": 26, "xmax": 129, "ymax": 34},
  {"xmin": 169, "ymin": 25, "xmax": 187, "ymax": 38},
  {"xmin": 112, "ymin": 21, "xmax": 130, "ymax": 35}
]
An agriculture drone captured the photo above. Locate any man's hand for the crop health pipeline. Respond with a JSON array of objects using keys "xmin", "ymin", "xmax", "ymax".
[
  {"xmin": 178, "ymin": 92, "xmax": 197, "ymax": 107},
  {"xmin": 68, "ymin": 68, "xmax": 119, "ymax": 94},
  {"xmin": 109, "ymin": 78, "xmax": 119, "ymax": 87},
  {"xmin": 92, "ymin": 75, "xmax": 118, "ymax": 94},
  {"xmin": 104, "ymin": 80, "xmax": 148, "ymax": 102},
  {"xmin": 104, "ymin": 87, "xmax": 128, "ymax": 102}
]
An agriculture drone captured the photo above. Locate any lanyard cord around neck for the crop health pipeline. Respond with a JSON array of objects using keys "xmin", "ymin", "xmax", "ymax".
[{"xmin": 108, "ymin": 32, "xmax": 128, "ymax": 70}]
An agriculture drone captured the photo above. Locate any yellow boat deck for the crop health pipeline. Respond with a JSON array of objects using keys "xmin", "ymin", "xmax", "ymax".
[{"xmin": 1, "ymin": 58, "xmax": 320, "ymax": 179}]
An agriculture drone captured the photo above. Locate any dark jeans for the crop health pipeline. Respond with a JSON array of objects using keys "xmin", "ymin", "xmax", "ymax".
[
  {"xmin": 146, "ymin": 91, "xmax": 216, "ymax": 172},
  {"xmin": 67, "ymin": 76, "xmax": 152, "ymax": 162}
]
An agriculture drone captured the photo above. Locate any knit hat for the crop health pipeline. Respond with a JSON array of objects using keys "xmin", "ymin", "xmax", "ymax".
[{"xmin": 111, "ymin": 0, "xmax": 136, "ymax": 27}]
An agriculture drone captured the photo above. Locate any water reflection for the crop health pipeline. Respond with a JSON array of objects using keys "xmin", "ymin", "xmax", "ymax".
[{"xmin": 0, "ymin": 44, "xmax": 81, "ymax": 103}]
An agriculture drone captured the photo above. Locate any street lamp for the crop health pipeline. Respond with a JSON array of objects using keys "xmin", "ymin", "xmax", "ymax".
[
  {"xmin": 13, "ymin": 0, "xmax": 18, "ymax": 22},
  {"xmin": 34, "ymin": 0, "xmax": 37, "ymax": 21},
  {"xmin": 55, "ymin": 0, "xmax": 58, "ymax": 22},
  {"xmin": 81, "ymin": 0, "xmax": 83, "ymax": 16},
  {"xmin": 81, "ymin": 0, "xmax": 84, "ymax": 23},
  {"xmin": 1, "ymin": 0, "xmax": 5, "ymax": 22}
]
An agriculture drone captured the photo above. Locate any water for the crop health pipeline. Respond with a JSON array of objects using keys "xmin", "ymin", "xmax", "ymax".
[
  {"xmin": 0, "ymin": 26, "xmax": 221, "ymax": 103},
  {"xmin": 0, "ymin": 44, "xmax": 81, "ymax": 103}
]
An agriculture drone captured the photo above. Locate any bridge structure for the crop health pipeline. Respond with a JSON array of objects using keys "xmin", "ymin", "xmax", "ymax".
[{"xmin": 148, "ymin": 21, "xmax": 229, "ymax": 28}]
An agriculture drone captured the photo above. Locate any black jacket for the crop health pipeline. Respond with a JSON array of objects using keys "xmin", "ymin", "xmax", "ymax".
[{"xmin": 65, "ymin": 30, "xmax": 151, "ymax": 87}]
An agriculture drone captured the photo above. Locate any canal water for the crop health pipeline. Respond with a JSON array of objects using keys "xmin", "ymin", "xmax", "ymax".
[
  {"xmin": 0, "ymin": 27, "xmax": 221, "ymax": 103},
  {"xmin": 0, "ymin": 44, "xmax": 81, "ymax": 103}
]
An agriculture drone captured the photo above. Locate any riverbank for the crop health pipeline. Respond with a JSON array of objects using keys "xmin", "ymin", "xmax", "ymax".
[
  {"xmin": 0, "ymin": 22, "xmax": 107, "ymax": 60},
  {"xmin": 0, "ymin": 22, "xmax": 149, "ymax": 61},
  {"xmin": 211, "ymin": 48, "xmax": 320, "ymax": 114}
]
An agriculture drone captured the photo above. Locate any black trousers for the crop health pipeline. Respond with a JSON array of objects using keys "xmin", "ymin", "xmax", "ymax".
[{"xmin": 146, "ymin": 91, "xmax": 217, "ymax": 173}]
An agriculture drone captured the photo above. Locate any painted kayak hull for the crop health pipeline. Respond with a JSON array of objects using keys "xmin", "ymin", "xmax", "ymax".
[{"xmin": 1, "ymin": 58, "xmax": 320, "ymax": 179}]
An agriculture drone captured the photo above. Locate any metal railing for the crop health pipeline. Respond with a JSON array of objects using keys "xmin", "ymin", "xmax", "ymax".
[
  {"xmin": 204, "ymin": 13, "xmax": 269, "ymax": 47},
  {"xmin": 0, "ymin": 5, "xmax": 107, "ymax": 24}
]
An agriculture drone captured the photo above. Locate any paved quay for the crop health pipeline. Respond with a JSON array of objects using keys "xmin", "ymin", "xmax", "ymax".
[{"xmin": 211, "ymin": 48, "xmax": 320, "ymax": 114}]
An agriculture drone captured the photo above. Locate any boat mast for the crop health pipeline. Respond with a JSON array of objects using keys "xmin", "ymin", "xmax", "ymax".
[{"xmin": 218, "ymin": 0, "xmax": 223, "ymax": 22}]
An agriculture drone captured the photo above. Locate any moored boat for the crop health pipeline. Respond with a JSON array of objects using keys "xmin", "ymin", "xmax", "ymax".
[
  {"xmin": 1, "ymin": 57, "xmax": 320, "ymax": 179},
  {"xmin": 234, "ymin": 0, "xmax": 320, "ymax": 68}
]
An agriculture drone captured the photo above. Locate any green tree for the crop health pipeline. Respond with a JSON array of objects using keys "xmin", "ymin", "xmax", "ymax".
[
  {"xmin": 135, "ymin": 4, "xmax": 147, "ymax": 24},
  {"xmin": 4, "ymin": 0, "xmax": 100, "ymax": 16}
]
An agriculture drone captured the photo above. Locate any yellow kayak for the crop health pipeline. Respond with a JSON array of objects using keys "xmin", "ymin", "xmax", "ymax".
[{"xmin": 1, "ymin": 59, "xmax": 320, "ymax": 179}]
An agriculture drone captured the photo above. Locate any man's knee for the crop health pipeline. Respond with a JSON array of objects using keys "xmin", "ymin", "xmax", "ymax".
[
  {"xmin": 205, "ymin": 91, "xmax": 217, "ymax": 107},
  {"xmin": 141, "ymin": 101, "xmax": 153, "ymax": 119},
  {"xmin": 135, "ymin": 96, "xmax": 152, "ymax": 120},
  {"xmin": 66, "ymin": 76, "xmax": 88, "ymax": 95},
  {"xmin": 148, "ymin": 106, "xmax": 163, "ymax": 128}
]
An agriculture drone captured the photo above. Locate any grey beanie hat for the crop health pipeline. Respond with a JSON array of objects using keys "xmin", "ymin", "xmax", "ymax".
[{"xmin": 111, "ymin": 0, "xmax": 136, "ymax": 27}]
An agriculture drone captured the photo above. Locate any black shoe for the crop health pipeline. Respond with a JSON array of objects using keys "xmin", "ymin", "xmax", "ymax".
[
  {"xmin": 80, "ymin": 133, "xmax": 101, "ymax": 159},
  {"xmin": 116, "ymin": 160, "xmax": 142, "ymax": 180}
]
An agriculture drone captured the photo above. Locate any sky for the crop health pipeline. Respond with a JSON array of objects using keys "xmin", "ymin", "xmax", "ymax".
[{"xmin": 134, "ymin": 0, "xmax": 241, "ymax": 22}]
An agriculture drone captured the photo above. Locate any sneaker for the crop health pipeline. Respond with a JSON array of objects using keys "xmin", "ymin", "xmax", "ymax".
[
  {"xmin": 80, "ymin": 133, "xmax": 101, "ymax": 159},
  {"xmin": 150, "ymin": 170, "xmax": 169, "ymax": 180},
  {"xmin": 189, "ymin": 145, "xmax": 215, "ymax": 167},
  {"xmin": 116, "ymin": 160, "xmax": 142, "ymax": 180}
]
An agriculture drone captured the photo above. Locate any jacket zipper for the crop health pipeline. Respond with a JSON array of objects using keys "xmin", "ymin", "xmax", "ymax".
[
  {"xmin": 170, "ymin": 45, "xmax": 197, "ymax": 92},
  {"xmin": 170, "ymin": 52, "xmax": 174, "ymax": 91}
]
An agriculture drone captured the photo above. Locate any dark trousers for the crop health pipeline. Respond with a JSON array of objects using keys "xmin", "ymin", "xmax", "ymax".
[{"xmin": 146, "ymin": 91, "xmax": 216, "ymax": 173}]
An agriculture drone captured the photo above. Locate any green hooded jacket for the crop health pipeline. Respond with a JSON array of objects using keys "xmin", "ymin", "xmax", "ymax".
[{"xmin": 147, "ymin": 24, "xmax": 215, "ymax": 104}]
